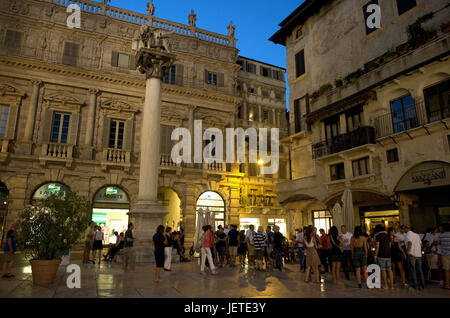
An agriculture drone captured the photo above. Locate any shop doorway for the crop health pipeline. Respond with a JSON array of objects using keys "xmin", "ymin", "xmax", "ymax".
[
  {"xmin": 93, "ymin": 186, "xmax": 130, "ymax": 244},
  {"xmin": 313, "ymin": 210, "xmax": 333, "ymax": 234},
  {"xmin": 239, "ymin": 218, "xmax": 260, "ymax": 232},
  {"xmin": 360, "ymin": 205, "xmax": 400, "ymax": 233},
  {"xmin": 268, "ymin": 218, "xmax": 287, "ymax": 236},
  {"xmin": 196, "ymin": 191, "xmax": 225, "ymax": 230},
  {"xmin": 0, "ymin": 181, "xmax": 8, "ymax": 247}
]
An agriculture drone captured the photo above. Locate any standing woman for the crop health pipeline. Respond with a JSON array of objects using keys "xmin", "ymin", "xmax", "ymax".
[
  {"xmin": 329, "ymin": 226, "xmax": 345, "ymax": 285},
  {"xmin": 351, "ymin": 226, "xmax": 369, "ymax": 288},
  {"xmin": 163, "ymin": 227, "xmax": 173, "ymax": 272},
  {"xmin": 304, "ymin": 227, "xmax": 321, "ymax": 283},
  {"xmin": 153, "ymin": 225, "xmax": 167, "ymax": 282},
  {"xmin": 200, "ymin": 225, "xmax": 218, "ymax": 275},
  {"xmin": 92, "ymin": 225, "xmax": 104, "ymax": 265},
  {"xmin": 388, "ymin": 227, "xmax": 408, "ymax": 287},
  {"xmin": 237, "ymin": 230, "xmax": 248, "ymax": 267}
]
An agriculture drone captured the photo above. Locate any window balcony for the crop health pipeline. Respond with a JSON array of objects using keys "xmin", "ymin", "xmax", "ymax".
[
  {"xmin": 374, "ymin": 101, "xmax": 449, "ymax": 138},
  {"xmin": 40, "ymin": 143, "xmax": 74, "ymax": 167},
  {"xmin": 101, "ymin": 148, "xmax": 131, "ymax": 172},
  {"xmin": 312, "ymin": 126, "xmax": 376, "ymax": 159}
]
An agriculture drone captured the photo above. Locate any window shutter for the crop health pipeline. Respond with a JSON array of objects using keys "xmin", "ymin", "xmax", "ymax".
[
  {"xmin": 217, "ymin": 73, "xmax": 224, "ymax": 87},
  {"xmin": 5, "ymin": 104, "xmax": 19, "ymax": 139},
  {"xmin": 111, "ymin": 51, "xmax": 119, "ymax": 67},
  {"xmin": 62, "ymin": 42, "xmax": 79, "ymax": 66},
  {"xmin": 260, "ymin": 66, "xmax": 264, "ymax": 76},
  {"xmin": 123, "ymin": 119, "xmax": 134, "ymax": 152},
  {"xmin": 68, "ymin": 113, "xmax": 79, "ymax": 145},
  {"xmin": 129, "ymin": 54, "xmax": 136, "ymax": 70},
  {"xmin": 4, "ymin": 30, "xmax": 22, "ymax": 49},
  {"xmin": 102, "ymin": 116, "xmax": 111, "ymax": 148},
  {"xmin": 40, "ymin": 108, "xmax": 54, "ymax": 143},
  {"xmin": 204, "ymin": 69, "xmax": 209, "ymax": 83},
  {"xmin": 175, "ymin": 64, "xmax": 184, "ymax": 86}
]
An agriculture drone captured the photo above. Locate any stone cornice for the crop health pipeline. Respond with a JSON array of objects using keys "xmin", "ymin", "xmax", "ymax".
[{"xmin": 0, "ymin": 55, "xmax": 242, "ymax": 106}]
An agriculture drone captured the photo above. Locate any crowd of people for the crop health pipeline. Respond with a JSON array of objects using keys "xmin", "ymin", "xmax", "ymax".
[{"xmin": 2, "ymin": 219, "xmax": 450, "ymax": 292}]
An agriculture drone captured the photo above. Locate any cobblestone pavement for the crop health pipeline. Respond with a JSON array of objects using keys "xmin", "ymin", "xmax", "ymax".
[{"xmin": 1, "ymin": 252, "xmax": 449, "ymax": 298}]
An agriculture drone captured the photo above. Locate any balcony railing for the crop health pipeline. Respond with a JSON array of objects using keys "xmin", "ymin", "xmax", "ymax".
[
  {"xmin": 103, "ymin": 148, "xmax": 130, "ymax": 164},
  {"xmin": 160, "ymin": 154, "xmax": 177, "ymax": 168},
  {"xmin": 42, "ymin": 143, "xmax": 73, "ymax": 159},
  {"xmin": 374, "ymin": 101, "xmax": 449, "ymax": 138},
  {"xmin": 312, "ymin": 126, "xmax": 376, "ymax": 159}
]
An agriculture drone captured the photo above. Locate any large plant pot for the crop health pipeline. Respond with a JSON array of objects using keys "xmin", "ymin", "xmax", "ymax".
[{"xmin": 30, "ymin": 259, "xmax": 61, "ymax": 286}]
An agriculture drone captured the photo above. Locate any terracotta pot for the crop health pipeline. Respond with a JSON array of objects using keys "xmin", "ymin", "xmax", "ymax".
[{"xmin": 30, "ymin": 259, "xmax": 61, "ymax": 286}]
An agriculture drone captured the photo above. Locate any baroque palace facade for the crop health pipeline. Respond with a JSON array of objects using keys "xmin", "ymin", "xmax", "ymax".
[
  {"xmin": 0, "ymin": 0, "xmax": 289, "ymax": 246},
  {"xmin": 271, "ymin": 0, "xmax": 450, "ymax": 233}
]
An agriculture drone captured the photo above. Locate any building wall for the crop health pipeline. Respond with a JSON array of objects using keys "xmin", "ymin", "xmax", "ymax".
[{"xmin": 0, "ymin": 0, "xmax": 290, "ymax": 244}]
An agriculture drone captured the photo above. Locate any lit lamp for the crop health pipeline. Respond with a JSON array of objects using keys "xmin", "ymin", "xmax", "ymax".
[{"xmin": 257, "ymin": 159, "xmax": 264, "ymax": 166}]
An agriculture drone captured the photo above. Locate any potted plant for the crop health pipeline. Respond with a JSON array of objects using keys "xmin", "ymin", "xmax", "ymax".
[
  {"xmin": 18, "ymin": 192, "xmax": 91, "ymax": 286},
  {"xmin": 335, "ymin": 79, "xmax": 343, "ymax": 88},
  {"xmin": 406, "ymin": 12, "xmax": 437, "ymax": 49},
  {"xmin": 318, "ymin": 83, "xmax": 333, "ymax": 96},
  {"xmin": 344, "ymin": 68, "xmax": 365, "ymax": 86},
  {"xmin": 396, "ymin": 42, "xmax": 411, "ymax": 56}
]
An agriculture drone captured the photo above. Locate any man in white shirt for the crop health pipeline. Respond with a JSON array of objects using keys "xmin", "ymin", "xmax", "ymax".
[
  {"xmin": 339, "ymin": 225, "xmax": 353, "ymax": 280},
  {"xmin": 395, "ymin": 225, "xmax": 407, "ymax": 249},
  {"xmin": 246, "ymin": 225, "xmax": 256, "ymax": 268},
  {"xmin": 405, "ymin": 226, "xmax": 425, "ymax": 290},
  {"xmin": 296, "ymin": 228, "xmax": 305, "ymax": 272}
]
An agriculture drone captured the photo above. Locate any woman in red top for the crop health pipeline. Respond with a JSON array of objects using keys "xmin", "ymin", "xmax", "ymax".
[
  {"xmin": 200, "ymin": 225, "xmax": 218, "ymax": 275},
  {"xmin": 319, "ymin": 229, "xmax": 330, "ymax": 273}
]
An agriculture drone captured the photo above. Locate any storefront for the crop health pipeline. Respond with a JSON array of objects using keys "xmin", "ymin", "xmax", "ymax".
[
  {"xmin": 239, "ymin": 217, "xmax": 287, "ymax": 237},
  {"xmin": 92, "ymin": 186, "xmax": 130, "ymax": 244},
  {"xmin": 196, "ymin": 191, "xmax": 225, "ymax": 230},
  {"xmin": 395, "ymin": 161, "xmax": 450, "ymax": 232},
  {"xmin": 359, "ymin": 204, "xmax": 399, "ymax": 232},
  {"xmin": 31, "ymin": 182, "xmax": 69, "ymax": 201},
  {"xmin": 312, "ymin": 210, "xmax": 333, "ymax": 233}
]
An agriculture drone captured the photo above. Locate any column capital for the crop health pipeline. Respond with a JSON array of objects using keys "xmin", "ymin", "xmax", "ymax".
[
  {"xmin": 88, "ymin": 88, "xmax": 100, "ymax": 96},
  {"xmin": 136, "ymin": 48, "xmax": 176, "ymax": 80},
  {"xmin": 31, "ymin": 79, "xmax": 42, "ymax": 87}
]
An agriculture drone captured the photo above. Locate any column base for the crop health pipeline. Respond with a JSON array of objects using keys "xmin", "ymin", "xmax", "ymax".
[{"xmin": 129, "ymin": 201, "xmax": 168, "ymax": 263}]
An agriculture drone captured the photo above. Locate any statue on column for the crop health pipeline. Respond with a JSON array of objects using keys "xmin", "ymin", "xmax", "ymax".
[
  {"xmin": 133, "ymin": 24, "xmax": 172, "ymax": 53},
  {"xmin": 188, "ymin": 9, "xmax": 197, "ymax": 27}
]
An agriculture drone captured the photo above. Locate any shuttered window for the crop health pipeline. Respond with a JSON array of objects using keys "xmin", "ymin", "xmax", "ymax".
[
  {"xmin": 160, "ymin": 125, "xmax": 175, "ymax": 155},
  {"xmin": 51, "ymin": 113, "xmax": 71, "ymax": 144},
  {"xmin": 111, "ymin": 51, "xmax": 136, "ymax": 69},
  {"xmin": 109, "ymin": 119, "xmax": 125, "ymax": 149},
  {"xmin": 0, "ymin": 106, "xmax": 9, "ymax": 138},
  {"xmin": 62, "ymin": 42, "xmax": 79, "ymax": 66},
  {"xmin": 295, "ymin": 50, "xmax": 305, "ymax": 78}
]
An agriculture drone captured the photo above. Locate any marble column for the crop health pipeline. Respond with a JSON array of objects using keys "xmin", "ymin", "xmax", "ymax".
[
  {"xmin": 188, "ymin": 105, "xmax": 196, "ymax": 166},
  {"xmin": 22, "ymin": 80, "xmax": 42, "ymax": 154},
  {"xmin": 131, "ymin": 48, "xmax": 175, "ymax": 263},
  {"xmin": 82, "ymin": 88, "xmax": 98, "ymax": 159}
]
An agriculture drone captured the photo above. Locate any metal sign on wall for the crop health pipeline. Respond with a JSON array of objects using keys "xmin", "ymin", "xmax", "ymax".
[
  {"xmin": 32, "ymin": 183, "xmax": 69, "ymax": 200},
  {"xmin": 94, "ymin": 186, "xmax": 130, "ymax": 204},
  {"xmin": 395, "ymin": 161, "xmax": 450, "ymax": 192}
]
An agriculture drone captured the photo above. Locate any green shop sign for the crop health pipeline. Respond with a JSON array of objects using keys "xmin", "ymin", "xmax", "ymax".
[{"xmin": 32, "ymin": 183, "xmax": 69, "ymax": 200}]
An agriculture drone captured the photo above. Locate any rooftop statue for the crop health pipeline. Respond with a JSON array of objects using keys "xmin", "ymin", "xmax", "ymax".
[
  {"xmin": 227, "ymin": 21, "xmax": 236, "ymax": 38},
  {"xmin": 147, "ymin": 0, "xmax": 156, "ymax": 16},
  {"xmin": 188, "ymin": 9, "xmax": 197, "ymax": 27}
]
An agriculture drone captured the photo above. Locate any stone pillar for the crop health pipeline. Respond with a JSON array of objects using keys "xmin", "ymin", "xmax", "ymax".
[
  {"xmin": 183, "ymin": 186, "xmax": 198, "ymax": 247},
  {"xmin": 82, "ymin": 88, "xmax": 99, "ymax": 159},
  {"xmin": 229, "ymin": 186, "xmax": 240, "ymax": 226},
  {"xmin": 130, "ymin": 48, "xmax": 175, "ymax": 263},
  {"xmin": 22, "ymin": 80, "xmax": 42, "ymax": 154},
  {"xmin": 188, "ymin": 105, "xmax": 196, "ymax": 166},
  {"xmin": 398, "ymin": 193, "xmax": 417, "ymax": 226}
]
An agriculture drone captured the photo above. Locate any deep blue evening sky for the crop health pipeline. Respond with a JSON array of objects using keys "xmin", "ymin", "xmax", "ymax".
[
  {"xmin": 108, "ymin": 0, "xmax": 302, "ymax": 67},
  {"xmin": 108, "ymin": 0, "xmax": 303, "ymax": 77}
]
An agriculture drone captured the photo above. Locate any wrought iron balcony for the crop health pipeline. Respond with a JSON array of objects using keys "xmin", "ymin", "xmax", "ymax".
[
  {"xmin": 374, "ymin": 101, "xmax": 449, "ymax": 138},
  {"xmin": 312, "ymin": 126, "xmax": 376, "ymax": 159}
]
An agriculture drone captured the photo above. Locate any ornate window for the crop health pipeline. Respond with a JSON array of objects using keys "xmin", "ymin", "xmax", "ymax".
[
  {"xmin": 109, "ymin": 119, "xmax": 125, "ymax": 149},
  {"xmin": 0, "ymin": 106, "xmax": 9, "ymax": 138},
  {"xmin": 50, "ymin": 112, "xmax": 71, "ymax": 144}
]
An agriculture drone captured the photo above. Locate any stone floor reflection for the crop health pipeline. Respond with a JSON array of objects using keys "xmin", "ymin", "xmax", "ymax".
[{"xmin": 0, "ymin": 252, "xmax": 449, "ymax": 298}]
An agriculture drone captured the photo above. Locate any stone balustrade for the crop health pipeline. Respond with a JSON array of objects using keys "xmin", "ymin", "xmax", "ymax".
[
  {"xmin": 42, "ymin": 143, "xmax": 73, "ymax": 159},
  {"xmin": 160, "ymin": 153, "xmax": 177, "ymax": 168},
  {"xmin": 48, "ymin": 0, "xmax": 233, "ymax": 47},
  {"xmin": 103, "ymin": 148, "xmax": 130, "ymax": 164}
]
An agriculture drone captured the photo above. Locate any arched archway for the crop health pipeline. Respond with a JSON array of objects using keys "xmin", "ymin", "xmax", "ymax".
[
  {"xmin": 158, "ymin": 187, "xmax": 182, "ymax": 230},
  {"xmin": 196, "ymin": 191, "xmax": 226, "ymax": 230},
  {"xmin": 92, "ymin": 185, "xmax": 130, "ymax": 243},
  {"xmin": 0, "ymin": 181, "xmax": 8, "ymax": 247}
]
